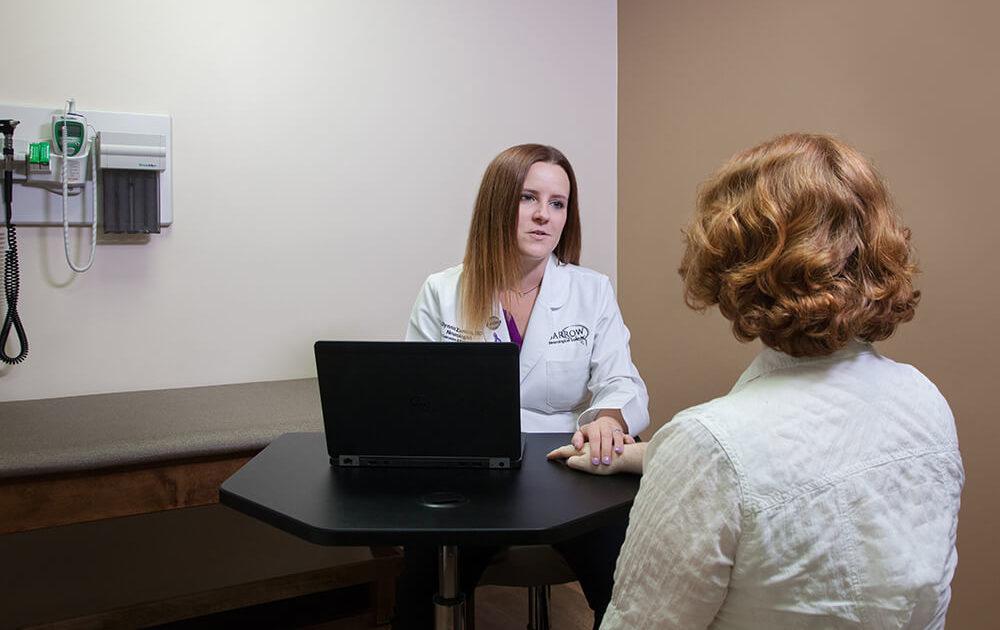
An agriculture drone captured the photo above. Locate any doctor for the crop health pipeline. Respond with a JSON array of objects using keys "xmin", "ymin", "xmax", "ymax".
[
  {"xmin": 399, "ymin": 143, "xmax": 649, "ymax": 629},
  {"xmin": 407, "ymin": 144, "xmax": 649, "ymax": 455}
]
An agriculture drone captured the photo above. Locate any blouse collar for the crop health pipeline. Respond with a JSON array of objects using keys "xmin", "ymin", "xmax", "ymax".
[{"xmin": 731, "ymin": 339, "xmax": 876, "ymax": 392}]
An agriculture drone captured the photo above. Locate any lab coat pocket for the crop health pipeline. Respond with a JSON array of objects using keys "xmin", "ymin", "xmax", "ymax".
[{"xmin": 545, "ymin": 359, "xmax": 591, "ymax": 410}]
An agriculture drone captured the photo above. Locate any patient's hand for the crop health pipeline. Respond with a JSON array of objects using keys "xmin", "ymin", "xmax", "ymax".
[
  {"xmin": 574, "ymin": 412, "xmax": 634, "ymax": 466},
  {"xmin": 546, "ymin": 442, "xmax": 646, "ymax": 475}
]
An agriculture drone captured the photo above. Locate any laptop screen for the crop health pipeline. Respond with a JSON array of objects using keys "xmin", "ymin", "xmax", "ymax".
[{"xmin": 315, "ymin": 341, "xmax": 521, "ymax": 461}]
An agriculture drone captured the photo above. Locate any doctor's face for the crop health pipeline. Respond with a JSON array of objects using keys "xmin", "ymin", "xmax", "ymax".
[{"xmin": 516, "ymin": 161, "xmax": 570, "ymax": 265}]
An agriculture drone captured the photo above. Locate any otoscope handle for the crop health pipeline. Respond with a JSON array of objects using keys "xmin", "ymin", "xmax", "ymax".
[
  {"xmin": 0, "ymin": 118, "xmax": 18, "ymax": 148},
  {"xmin": 1, "ymin": 119, "xmax": 19, "ymax": 173},
  {"xmin": 1, "ymin": 119, "xmax": 15, "ymax": 219},
  {"xmin": 3, "ymin": 170, "xmax": 11, "ymax": 212}
]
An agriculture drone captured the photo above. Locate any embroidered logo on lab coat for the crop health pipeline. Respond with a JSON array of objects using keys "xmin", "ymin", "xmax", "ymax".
[
  {"xmin": 487, "ymin": 315, "xmax": 501, "ymax": 330},
  {"xmin": 549, "ymin": 325, "xmax": 590, "ymax": 346}
]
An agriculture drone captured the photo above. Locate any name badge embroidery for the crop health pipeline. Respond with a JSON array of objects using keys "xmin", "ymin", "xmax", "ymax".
[
  {"xmin": 549, "ymin": 324, "xmax": 590, "ymax": 346},
  {"xmin": 440, "ymin": 321, "xmax": 478, "ymax": 342}
]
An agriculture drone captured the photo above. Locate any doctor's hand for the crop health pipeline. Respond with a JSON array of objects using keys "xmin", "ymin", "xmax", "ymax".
[
  {"xmin": 546, "ymin": 442, "xmax": 645, "ymax": 475},
  {"xmin": 573, "ymin": 414, "xmax": 634, "ymax": 467}
]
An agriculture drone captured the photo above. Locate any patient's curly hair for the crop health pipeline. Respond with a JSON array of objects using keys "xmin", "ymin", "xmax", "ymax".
[{"xmin": 679, "ymin": 133, "xmax": 919, "ymax": 357}]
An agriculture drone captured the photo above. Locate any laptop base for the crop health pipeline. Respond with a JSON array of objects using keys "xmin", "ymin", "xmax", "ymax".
[{"xmin": 332, "ymin": 455, "xmax": 520, "ymax": 469}]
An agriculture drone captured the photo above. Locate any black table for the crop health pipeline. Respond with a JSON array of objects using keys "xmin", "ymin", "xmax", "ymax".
[{"xmin": 220, "ymin": 432, "xmax": 639, "ymax": 629}]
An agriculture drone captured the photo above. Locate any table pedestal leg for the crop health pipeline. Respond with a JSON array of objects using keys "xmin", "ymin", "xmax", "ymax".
[{"xmin": 434, "ymin": 544, "xmax": 466, "ymax": 630}]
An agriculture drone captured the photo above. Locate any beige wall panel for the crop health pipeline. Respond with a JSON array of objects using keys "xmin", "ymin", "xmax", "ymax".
[{"xmin": 619, "ymin": 1, "xmax": 998, "ymax": 626}]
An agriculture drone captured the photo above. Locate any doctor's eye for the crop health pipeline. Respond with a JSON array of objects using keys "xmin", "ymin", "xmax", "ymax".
[
  {"xmin": 520, "ymin": 193, "xmax": 537, "ymax": 203},
  {"xmin": 550, "ymin": 200, "xmax": 566, "ymax": 210}
]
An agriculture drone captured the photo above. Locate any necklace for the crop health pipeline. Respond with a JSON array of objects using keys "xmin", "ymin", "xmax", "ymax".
[{"xmin": 515, "ymin": 282, "xmax": 540, "ymax": 297}]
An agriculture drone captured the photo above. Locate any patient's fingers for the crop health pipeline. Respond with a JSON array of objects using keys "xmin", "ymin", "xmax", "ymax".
[
  {"xmin": 565, "ymin": 454, "xmax": 593, "ymax": 472},
  {"xmin": 546, "ymin": 443, "xmax": 585, "ymax": 460},
  {"xmin": 566, "ymin": 453, "xmax": 616, "ymax": 475}
]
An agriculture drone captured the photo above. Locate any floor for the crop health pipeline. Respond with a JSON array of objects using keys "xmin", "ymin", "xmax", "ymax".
[
  {"xmin": 160, "ymin": 582, "xmax": 593, "ymax": 629},
  {"xmin": 469, "ymin": 582, "xmax": 593, "ymax": 630}
]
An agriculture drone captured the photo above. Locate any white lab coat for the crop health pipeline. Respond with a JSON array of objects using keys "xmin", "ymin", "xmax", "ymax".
[{"xmin": 406, "ymin": 254, "xmax": 650, "ymax": 434}]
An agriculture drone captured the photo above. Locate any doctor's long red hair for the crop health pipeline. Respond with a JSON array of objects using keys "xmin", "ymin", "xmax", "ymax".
[{"xmin": 460, "ymin": 144, "xmax": 582, "ymax": 331}]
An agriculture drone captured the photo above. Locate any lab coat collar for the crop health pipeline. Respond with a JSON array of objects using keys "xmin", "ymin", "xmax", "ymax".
[
  {"xmin": 731, "ymin": 339, "xmax": 876, "ymax": 392},
  {"xmin": 538, "ymin": 254, "xmax": 571, "ymax": 309},
  {"xmin": 518, "ymin": 254, "xmax": 570, "ymax": 382}
]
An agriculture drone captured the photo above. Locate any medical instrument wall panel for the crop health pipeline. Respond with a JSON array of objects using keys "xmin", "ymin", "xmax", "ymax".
[{"xmin": 0, "ymin": 104, "xmax": 172, "ymax": 227}]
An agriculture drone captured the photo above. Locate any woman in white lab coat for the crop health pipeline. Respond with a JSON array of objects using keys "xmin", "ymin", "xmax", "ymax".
[{"xmin": 397, "ymin": 144, "xmax": 650, "ymax": 629}]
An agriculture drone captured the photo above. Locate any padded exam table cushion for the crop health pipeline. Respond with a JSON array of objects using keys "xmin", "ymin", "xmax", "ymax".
[{"xmin": 0, "ymin": 378, "xmax": 323, "ymax": 478}]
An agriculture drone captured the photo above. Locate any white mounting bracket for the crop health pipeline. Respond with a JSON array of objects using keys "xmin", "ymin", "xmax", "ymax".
[{"xmin": 0, "ymin": 103, "xmax": 172, "ymax": 227}]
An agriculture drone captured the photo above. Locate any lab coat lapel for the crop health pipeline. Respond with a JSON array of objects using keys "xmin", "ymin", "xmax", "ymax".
[
  {"xmin": 519, "ymin": 255, "xmax": 569, "ymax": 384},
  {"xmin": 485, "ymin": 301, "xmax": 512, "ymax": 343}
]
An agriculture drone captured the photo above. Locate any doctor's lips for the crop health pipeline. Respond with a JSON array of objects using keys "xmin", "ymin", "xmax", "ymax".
[{"xmin": 527, "ymin": 229, "xmax": 550, "ymax": 237}]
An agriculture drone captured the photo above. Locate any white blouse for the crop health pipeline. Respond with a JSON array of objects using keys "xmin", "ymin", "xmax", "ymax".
[{"xmin": 602, "ymin": 341, "xmax": 963, "ymax": 629}]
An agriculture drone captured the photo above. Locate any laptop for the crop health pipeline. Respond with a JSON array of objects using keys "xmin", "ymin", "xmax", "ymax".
[{"xmin": 314, "ymin": 341, "xmax": 525, "ymax": 469}]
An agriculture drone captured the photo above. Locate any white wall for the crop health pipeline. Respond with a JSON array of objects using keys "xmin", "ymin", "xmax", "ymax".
[{"xmin": 0, "ymin": 0, "xmax": 618, "ymax": 401}]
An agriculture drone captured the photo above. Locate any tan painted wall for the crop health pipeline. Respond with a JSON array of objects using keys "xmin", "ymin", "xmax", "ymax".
[{"xmin": 618, "ymin": 1, "xmax": 997, "ymax": 626}]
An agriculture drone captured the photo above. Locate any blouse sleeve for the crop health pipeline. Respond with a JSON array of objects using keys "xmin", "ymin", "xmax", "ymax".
[
  {"xmin": 601, "ymin": 413, "xmax": 742, "ymax": 629},
  {"xmin": 577, "ymin": 277, "xmax": 650, "ymax": 434}
]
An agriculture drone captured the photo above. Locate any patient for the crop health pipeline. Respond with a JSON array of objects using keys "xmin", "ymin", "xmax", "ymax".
[{"xmin": 549, "ymin": 133, "xmax": 964, "ymax": 628}]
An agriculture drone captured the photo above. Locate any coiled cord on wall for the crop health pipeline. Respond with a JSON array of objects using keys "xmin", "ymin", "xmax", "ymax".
[{"xmin": 1, "ymin": 169, "xmax": 28, "ymax": 365}]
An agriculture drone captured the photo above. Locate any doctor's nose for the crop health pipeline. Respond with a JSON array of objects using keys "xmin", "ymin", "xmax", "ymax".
[{"xmin": 533, "ymin": 203, "xmax": 550, "ymax": 222}]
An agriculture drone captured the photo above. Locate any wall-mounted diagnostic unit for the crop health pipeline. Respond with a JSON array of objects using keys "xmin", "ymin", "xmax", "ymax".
[
  {"xmin": 98, "ymin": 131, "xmax": 168, "ymax": 234},
  {"xmin": 0, "ymin": 99, "xmax": 172, "ymax": 365}
]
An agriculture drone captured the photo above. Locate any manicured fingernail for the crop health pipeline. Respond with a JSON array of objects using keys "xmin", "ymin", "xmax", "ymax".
[
  {"xmin": 592, "ymin": 457, "xmax": 600, "ymax": 465},
  {"xmin": 615, "ymin": 447, "xmax": 623, "ymax": 454},
  {"xmin": 602, "ymin": 456, "xmax": 611, "ymax": 464}
]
